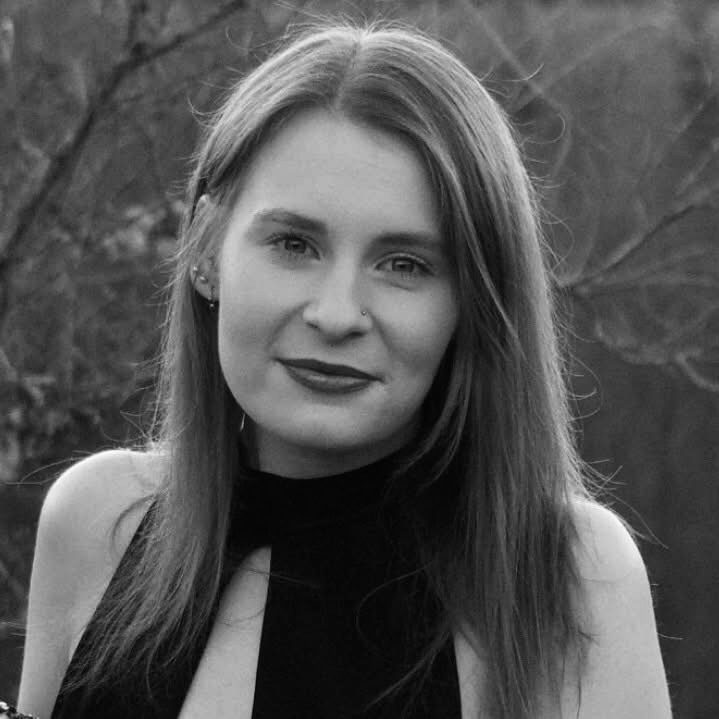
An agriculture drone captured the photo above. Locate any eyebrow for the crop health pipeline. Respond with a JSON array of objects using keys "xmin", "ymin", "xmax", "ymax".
[{"xmin": 249, "ymin": 208, "xmax": 443, "ymax": 251}]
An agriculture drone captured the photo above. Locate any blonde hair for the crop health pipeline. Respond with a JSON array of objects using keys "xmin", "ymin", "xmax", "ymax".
[{"xmin": 71, "ymin": 21, "xmax": 590, "ymax": 717}]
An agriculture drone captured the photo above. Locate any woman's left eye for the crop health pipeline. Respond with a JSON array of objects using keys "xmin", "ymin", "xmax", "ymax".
[
  {"xmin": 379, "ymin": 256, "xmax": 430, "ymax": 278},
  {"xmin": 282, "ymin": 236, "xmax": 310, "ymax": 254}
]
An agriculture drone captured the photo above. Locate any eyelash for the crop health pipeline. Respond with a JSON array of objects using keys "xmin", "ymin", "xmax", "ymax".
[
  {"xmin": 381, "ymin": 255, "xmax": 431, "ymax": 278},
  {"xmin": 269, "ymin": 234, "xmax": 433, "ymax": 278},
  {"xmin": 270, "ymin": 234, "xmax": 315, "ymax": 260}
]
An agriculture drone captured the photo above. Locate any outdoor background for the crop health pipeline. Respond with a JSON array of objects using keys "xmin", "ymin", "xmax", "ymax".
[{"xmin": 0, "ymin": 0, "xmax": 717, "ymax": 716}]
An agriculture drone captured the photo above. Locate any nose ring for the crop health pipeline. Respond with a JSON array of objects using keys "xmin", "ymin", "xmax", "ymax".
[{"xmin": 361, "ymin": 309, "xmax": 367, "ymax": 316}]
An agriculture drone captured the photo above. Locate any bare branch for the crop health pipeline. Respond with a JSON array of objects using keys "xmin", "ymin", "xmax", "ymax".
[
  {"xmin": 569, "ymin": 246, "xmax": 718, "ymax": 294},
  {"xmin": 568, "ymin": 179, "xmax": 719, "ymax": 291},
  {"xmin": 110, "ymin": 64, "xmax": 225, "ymax": 113},
  {"xmin": 632, "ymin": 83, "xmax": 716, "ymax": 194},
  {"xmin": 553, "ymin": 150, "xmax": 606, "ymax": 288},
  {"xmin": 514, "ymin": 19, "xmax": 670, "ymax": 114},
  {"xmin": 125, "ymin": 0, "xmax": 150, "ymax": 50},
  {"xmin": 0, "ymin": 0, "xmax": 247, "ymax": 315},
  {"xmin": 588, "ymin": 325, "xmax": 719, "ymax": 393},
  {"xmin": 474, "ymin": 11, "xmax": 626, "ymax": 185},
  {"xmin": 574, "ymin": 282, "xmax": 719, "ymax": 393},
  {"xmin": 663, "ymin": 303, "xmax": 719, "ymax": 345},
  {"xmin": 601, "ymin": 273, "xmax": 719, "ymax": 293},
  {"xmin": 676, "ymin": 136, "xmax": 719, "ymax": 197},
  {"xmin": 125, "ymin": 2, "xmax": 248, "ymax": 70},
  {"xmin": 675, "ymin": 354, "xmax": 719, "ymax": 392}
]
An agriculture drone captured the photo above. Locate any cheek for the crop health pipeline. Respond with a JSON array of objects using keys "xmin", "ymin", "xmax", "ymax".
[
  {"xmin": 216, "ymin": 260, "xmax": 281, "ymax": 383},
  {"xmin": 386, "ymin": 290, "xmax": 458, "ymax": 387}
]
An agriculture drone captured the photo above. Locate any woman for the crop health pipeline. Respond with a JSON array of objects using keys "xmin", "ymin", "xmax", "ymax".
[{"xmin": 16, "ymin": 22, "xmax": 671, "ymax": 719}]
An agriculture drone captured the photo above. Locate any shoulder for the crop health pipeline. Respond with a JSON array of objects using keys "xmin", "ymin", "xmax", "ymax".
[
  {"xmin": 18, "ymin": 449, "xmax": 165, "ymax": 718},
  {"xmin": 571, "ymin": 498, "xmax": 644, "ymax": 582},
  {"xmin": 35, "ymin": 449, "xmax": 164, "ymax": 588},
  {"xmin": 38, "ymin": 448, "xmax": 162, "ymax": 553},
  {"xmin": 561, "ymin": 498, "xmax": 672, "ymax": 718},
  {"xmin": 38, "ymin": 447, "xmax": 166, "ymax": 612}
]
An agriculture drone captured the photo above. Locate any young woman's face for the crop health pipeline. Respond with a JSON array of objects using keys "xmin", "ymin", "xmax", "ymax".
[{"xmin": 214, "ymin": 109, "xmax": 458, "ymax": 477}]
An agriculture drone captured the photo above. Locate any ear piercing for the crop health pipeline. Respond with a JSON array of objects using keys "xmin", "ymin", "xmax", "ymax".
[
  {"xmin": 191, "ymin": 265, "xmax": 208, "ymax": 284},
  {"xmin": 192, "ymin": 265, "xmax": 217, "ymax": 309}
]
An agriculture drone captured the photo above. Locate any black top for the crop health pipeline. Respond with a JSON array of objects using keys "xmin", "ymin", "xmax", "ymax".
[{"xmin": 51, "ymin": 451, "xmax": 461, "ymax": 718}]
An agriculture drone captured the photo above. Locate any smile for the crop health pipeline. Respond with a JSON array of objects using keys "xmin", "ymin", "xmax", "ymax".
[{"xmin": 279, "ymin": 359, "xmax": 376, "ymax": 394}]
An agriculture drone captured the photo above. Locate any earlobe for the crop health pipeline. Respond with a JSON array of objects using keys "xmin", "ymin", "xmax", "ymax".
[
  {"xmin": 191, "ymin": 256, "xmax": 219, "ymax": 304},
  {"xmin": 191, "ymin": 263, "xmax": 212, "ymax": 300}
]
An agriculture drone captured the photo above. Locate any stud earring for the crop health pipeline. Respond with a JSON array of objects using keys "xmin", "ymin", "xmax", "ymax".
[{"xmin": 191, "ymin": 265, "xmax": 209, "ymax": 284}]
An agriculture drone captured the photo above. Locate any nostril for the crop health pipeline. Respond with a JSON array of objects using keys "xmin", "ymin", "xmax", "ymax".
[
  {"xmin": 302, "ymin": 302, "xmax": 370, "ymax": 329},
  {"xmin": 301, "ymin": 288, "xmax": 370, "ymax": 335}
]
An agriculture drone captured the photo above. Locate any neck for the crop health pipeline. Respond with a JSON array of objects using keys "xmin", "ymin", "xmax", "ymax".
[{"xmin": 244, "ymin": 419, "xmax": 419, "ymax": 479}]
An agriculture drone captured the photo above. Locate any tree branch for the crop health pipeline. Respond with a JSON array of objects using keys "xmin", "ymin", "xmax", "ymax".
[
  {"xmin": 676, "ymin": 136, "xmax": 719, "ymax": 197},
  {"xmin": 513, "ymin": 18, "xmax": 669, "ymax": 115},
  {"xmin": 675, "ymin": 353, "xmax": 719, "ymax": 392},
  {"xmin": 588, "ymin": 325, "xmax": 719, "ymax": 393},
  {"xmin": 566, "ymin": 247, "xmax": 718, "ymax": 294},
  {"xmin": 567, "ymin": 179, "xmax": 719, "ymax": 292},
  {"xmin": 0, "ymin": 1, "xmax": 247, "ymax": 320},
  {"xmin": 124, "ymin": 1, "xmax": 248, "ymax": 71}
]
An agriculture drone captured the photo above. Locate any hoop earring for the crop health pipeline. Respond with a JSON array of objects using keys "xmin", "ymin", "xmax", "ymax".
[{"xmin": 239, "ymin": 411, "xmax": 246, "ymax": 433}]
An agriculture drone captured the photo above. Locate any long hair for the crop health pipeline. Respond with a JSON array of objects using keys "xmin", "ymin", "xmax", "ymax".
[{"xmin": 72, "ymin": 22, "xmax": 590, "ymax": 718}]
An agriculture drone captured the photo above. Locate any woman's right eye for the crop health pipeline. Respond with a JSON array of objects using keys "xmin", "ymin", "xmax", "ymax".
[{"xmin": 269, "ymin": 234, "xmax": 316, "ymax": 260}]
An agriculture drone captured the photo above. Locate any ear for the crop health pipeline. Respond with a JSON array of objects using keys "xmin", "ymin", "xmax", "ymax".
[
  {"xmin": 190, "ymin": 195, "xmax": 220, "ymax": 301},
  {"xmin": 191, "ymin": 259, "xmax": 217, "ymax": 301}
]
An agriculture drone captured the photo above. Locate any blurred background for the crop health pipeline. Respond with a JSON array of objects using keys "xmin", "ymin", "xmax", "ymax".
[{"xmin": 0, "ymin": 0, "xmax": 717, "ymax": 716}]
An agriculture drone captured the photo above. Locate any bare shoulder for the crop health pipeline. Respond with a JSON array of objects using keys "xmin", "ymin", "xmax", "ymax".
[
  {"xmin": 39, "ymin": 449, "xmax": 162, "ymax": 553},
  {"xmin": 560, "ymin": 498, "xmax": 672, "ymax": 718},
  {"xmin": 17, "ymin": 449, "xmax": 166, "ymax": 718},
  {"xmin": 571, "ymin": 498, "xmax": 644, "ymax": 582}
]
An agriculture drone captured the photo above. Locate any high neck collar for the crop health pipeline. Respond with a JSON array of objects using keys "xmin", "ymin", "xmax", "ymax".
[{"xmin": 231, "ymin": 448, "xmax": 418, "ymax": 545}]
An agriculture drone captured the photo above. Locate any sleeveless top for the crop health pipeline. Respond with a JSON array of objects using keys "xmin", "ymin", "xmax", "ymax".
[{"xmin": 51, "ymin": 450, "xmax": 462, "ymax": 718}]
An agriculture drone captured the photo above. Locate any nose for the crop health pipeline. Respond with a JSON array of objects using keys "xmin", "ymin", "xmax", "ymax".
[{"xmin": 301, "ymin": 263, "xmax": 371, "ymax": 339}]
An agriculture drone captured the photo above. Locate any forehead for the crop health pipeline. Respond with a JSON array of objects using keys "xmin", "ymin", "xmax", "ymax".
[{"xmin": 229, "ymin": 109, "xmax": 439, "ymax": 235}]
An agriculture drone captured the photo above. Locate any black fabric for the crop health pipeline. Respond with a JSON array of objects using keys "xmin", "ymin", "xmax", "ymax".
[{"xmin": 51, "ymin": 451, "xmax": 462, "ymax": 718}]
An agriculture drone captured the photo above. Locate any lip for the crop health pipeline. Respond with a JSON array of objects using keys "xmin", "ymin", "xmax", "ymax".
[
  {"xmin": 280, "ymin": 358, "xmax": 378, "ymax": 381},
  {"xmin": 282, "ymin": 364, "xmax": 373, "ymax": 395}
]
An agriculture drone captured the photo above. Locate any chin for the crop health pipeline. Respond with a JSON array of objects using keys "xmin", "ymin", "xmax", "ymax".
[
  {"xmin": 294, "ymin": 414, "xmax": 419, "ymax": 455},
  {"xmin": 246, "ymin": 396, "xmax": 421, "ymax": 466},
  {"xmin": 285, "ymin": 423, "xmax": 378, "ymax": 454}
]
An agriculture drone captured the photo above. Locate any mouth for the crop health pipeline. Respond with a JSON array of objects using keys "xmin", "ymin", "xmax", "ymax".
[
  {"xmin": 280, "ymin": 358, "xmax": 378, "ymax": 381},
  {"xmin": 279, "ymin": 358, "xmax": 378, "ymax": 395}
]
